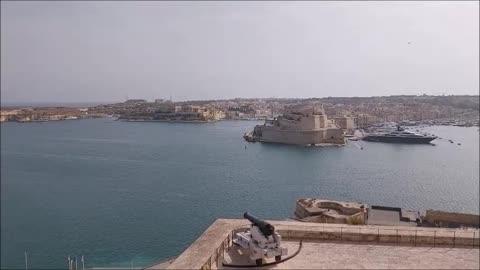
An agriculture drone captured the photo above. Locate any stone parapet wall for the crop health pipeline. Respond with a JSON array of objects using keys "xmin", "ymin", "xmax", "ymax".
[
  {"xmin": 276, "ymin": 224, "xmax": 479, "ymax": 248},
  {"xmin": 425, "ymin": 210, "xmax": 480, "ymax": 227},
  {"xmin": 259, "ymin": 128, "xmax": 340, "ymax": 145}
]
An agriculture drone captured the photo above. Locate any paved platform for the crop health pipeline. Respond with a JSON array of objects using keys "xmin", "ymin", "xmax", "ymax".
[
  {"xmin": 367, "ymin": 209, "xmax": 416, "ymax": 226},
  {"xmin": 221, "ymin": 241, "xmax": 479, "ymax": 269},
  {"xmin": 145, "ymin": 219, "xmax": 479, "ymax": 270}
]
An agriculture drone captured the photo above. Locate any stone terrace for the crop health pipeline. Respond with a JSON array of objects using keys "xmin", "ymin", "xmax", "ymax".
[{"xmin": 145, "ymin": 219, "xmax": 479, "ymax": 270}]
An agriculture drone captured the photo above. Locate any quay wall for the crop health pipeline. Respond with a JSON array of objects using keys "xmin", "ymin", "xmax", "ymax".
[
  {"xmin": 425, "ymin": 210, "xmax": 480, "ymax": 227},
  {"xmin": 257, "ymin": 127, "xmax": 344, "ymax": 145}
]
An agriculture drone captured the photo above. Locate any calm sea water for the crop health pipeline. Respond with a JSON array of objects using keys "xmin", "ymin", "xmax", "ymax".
[{"xmin": 1, "ymin": 119, "xmax": 479, "ymax": 269}]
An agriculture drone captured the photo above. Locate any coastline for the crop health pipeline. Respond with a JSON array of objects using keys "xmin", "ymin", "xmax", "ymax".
[{"xmin": 117, "ymin": 119, "xmax": 216, "ymax": 123}]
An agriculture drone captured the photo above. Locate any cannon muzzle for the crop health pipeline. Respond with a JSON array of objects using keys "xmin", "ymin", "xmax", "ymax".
[{"xmin": 244, "ymin": 212, "xmax": 274, "ymax": 237}]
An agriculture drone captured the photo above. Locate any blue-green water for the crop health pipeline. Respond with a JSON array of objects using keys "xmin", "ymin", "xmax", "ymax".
[{"xmin": 1, "ymin": 119, "xmax": 479, "ymax": 269}]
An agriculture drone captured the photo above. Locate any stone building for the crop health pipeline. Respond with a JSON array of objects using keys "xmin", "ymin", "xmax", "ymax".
[
  {"xmin": 333, "ymin": 115, "xmax": 355, "ymax": 130},
  {"xmin": 249, "ymin": 105, "xmax": 345, "ymax": 145}
]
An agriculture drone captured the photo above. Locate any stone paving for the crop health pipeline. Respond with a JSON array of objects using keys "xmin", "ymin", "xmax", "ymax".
[
  {"xmin": 253, "ymin": 241, "xmax": 478, "ymax": 269},
  {"xmin": 149, "ymin": 219, "xmax": 479, "ymax": 270}
]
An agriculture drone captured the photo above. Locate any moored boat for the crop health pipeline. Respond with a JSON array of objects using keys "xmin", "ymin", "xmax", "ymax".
[{"xmin": 362, "ymin": 126, "xmax": 436, "ymax": 144}]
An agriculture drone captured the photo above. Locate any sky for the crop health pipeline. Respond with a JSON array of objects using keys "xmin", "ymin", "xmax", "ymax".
[{"xmin": 1, "ymin": 1, "xmax": 479, "ymax": 104}]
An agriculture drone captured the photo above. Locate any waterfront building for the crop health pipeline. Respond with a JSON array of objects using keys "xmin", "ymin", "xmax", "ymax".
[
  {"xmin": 247, "ymin": 105, "xmax": 345, "ymax": 145},
  {"xmin": 0, "ymin": 109, "xmax": 20, "ymax": 122},
  {"xmin": 153, "ymin": 105, "xmax": 223, "ymax": 121},
  {"xmin": 354, "ymin": 113, "xmax": 378, "ymax": 128},
  {"xmin": 333, "ymin": 115, "xmax": 355, "ymax": 130},
  {"xmin": 225, "ymin": 111, "xmax": 238, "ymax": 119},
  {"xmin": 211, "ymin": 109, "xmax": 226, "ymax": 120}
]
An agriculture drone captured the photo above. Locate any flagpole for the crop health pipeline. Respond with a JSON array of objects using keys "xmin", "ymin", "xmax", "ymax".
[
  {"xmin": 75, "ymin": 256, "xmax": 78, "ymax": 270},
  {"xmin": 24, "ymin": 251, "xmax": 28, "ymax": 270},
  {"xmin": 82, "ymin": 255, "xmax": 85, "ymax": 270},
  {"xmin": 68, "ymin": 255, "xmax": 71, "ymax": 270}
]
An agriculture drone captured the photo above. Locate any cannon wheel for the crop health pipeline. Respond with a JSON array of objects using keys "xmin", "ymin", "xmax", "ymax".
[
  {"xmin": 275, "ymin": 256, "xmax": 281, "ymax": 262},
  {"xmin": 255, "ymin": 259, "xmax": 263, "ymax": 266}
]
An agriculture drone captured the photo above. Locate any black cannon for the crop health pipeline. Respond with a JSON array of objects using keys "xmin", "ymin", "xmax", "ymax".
[
  {"xmin": 232, "ymin": 212, "xmax": 288, "ymax": 265},
  {"xmin": 244, "ymin": 212, "xmax": 275, "ymax": 237}
]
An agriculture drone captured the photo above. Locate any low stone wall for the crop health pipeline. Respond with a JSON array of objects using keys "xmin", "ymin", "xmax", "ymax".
[
  {"xmin": 301, "ymin": 214, "xmax": 346, "ymax": 224},
  {"xmin": 425, "ymin": 210, "xmax": 480, "ymax": 228},
  {"xmin": 276, "ymin": 224, "xmax": 479, "ymax": 248},
  {"xmin": 163, "ymin": 219, "xmax": 247, "ymax": 270}
]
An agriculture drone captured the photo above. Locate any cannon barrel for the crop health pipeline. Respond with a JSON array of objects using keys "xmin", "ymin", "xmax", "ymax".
[{"xmin": 244, "ymin": 212, "xmax": 274, "ymax": 237}]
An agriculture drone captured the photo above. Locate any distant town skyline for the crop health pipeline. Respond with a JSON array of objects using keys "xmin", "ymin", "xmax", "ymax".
[{"xmin": 1, "ymin": 1, "xmax": 479, "ymax": 104}]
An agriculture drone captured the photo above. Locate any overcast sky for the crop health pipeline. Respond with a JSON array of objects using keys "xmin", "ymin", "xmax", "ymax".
[{"xmin": 1, "ymin": 1, "xmax": 478, "ymax": 103}]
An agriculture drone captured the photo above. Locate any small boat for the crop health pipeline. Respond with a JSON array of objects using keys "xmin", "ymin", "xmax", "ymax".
[{"xmin": 243, "ymin": 131, "xmax": 256, "ymax": 143}]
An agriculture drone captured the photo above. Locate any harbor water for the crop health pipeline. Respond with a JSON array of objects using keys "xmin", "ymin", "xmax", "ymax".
[{"xmin": 1, "ymin": 119, "xmax": 479, "ymax": 269}]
